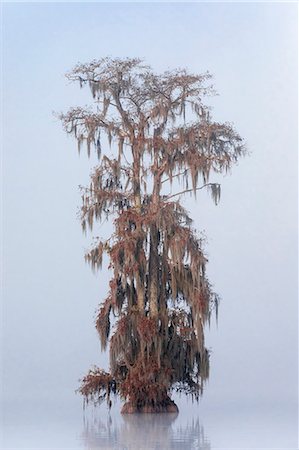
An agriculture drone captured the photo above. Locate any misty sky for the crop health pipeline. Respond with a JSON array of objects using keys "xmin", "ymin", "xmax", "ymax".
[{"xmin": 2, "ymin": 2, "xmax": 298, "ymax": 448}]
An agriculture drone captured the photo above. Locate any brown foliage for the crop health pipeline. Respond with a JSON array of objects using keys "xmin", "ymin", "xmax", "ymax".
[{"xmin": 78, "ymin": 368, "xmax": 115, "ymax": 407}]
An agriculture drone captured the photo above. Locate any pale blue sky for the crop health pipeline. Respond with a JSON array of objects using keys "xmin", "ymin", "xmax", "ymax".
[{"xmin": 2, "ymin": 2, "xmax": 298, "ymax": 448}]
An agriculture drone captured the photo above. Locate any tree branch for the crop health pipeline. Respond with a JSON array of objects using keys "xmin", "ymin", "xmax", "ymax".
[
  {"xmin": 161, "ymin": 169, "xmax": 190, "ymax": 184},
  {"xmin": 165, "ymin": 183, "xmax": 220, "ymax": 200},
  {"xmin": 113, "ymin": 90, "xmax": 134, "ymax": 133}
]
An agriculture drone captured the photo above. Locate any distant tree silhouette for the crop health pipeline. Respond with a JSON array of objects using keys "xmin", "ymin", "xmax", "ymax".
[{"xmin": 60, "ymin": 57, "xmax": 245, "ymax": 413}]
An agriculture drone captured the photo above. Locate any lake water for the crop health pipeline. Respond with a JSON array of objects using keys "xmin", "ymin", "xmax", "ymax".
[{"xmin": 1, "ymin": 395, "xmax": 297, "ymax": 449}]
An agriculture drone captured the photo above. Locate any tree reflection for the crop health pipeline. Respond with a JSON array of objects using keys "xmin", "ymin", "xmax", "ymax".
[{"xmin": 80, "ymin": 412, "xmax": 211, "ymax": 449}]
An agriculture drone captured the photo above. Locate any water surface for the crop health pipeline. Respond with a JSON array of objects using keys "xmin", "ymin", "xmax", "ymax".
[{"xmin": 1, "ymin": 396, "xmax": 297, "ymax": 449}]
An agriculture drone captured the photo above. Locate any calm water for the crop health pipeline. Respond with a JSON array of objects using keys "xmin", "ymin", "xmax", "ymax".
[{"xmin": 1, "ymin": 396, "xmax": 297, "ymax": 449}]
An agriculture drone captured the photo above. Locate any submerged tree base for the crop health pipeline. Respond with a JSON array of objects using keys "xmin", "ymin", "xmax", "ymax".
[{"xmin": 121, "ymin": 398, "xmax": 179, "ymax": 414}]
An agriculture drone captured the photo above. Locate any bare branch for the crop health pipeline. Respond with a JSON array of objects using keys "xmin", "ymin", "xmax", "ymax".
[
  {"xmin": 161, "ymin": 169, "xmax": 190, "ymax": 184},
  {"xmin": 166, "ymin": 183, "xmax": 221, "ymax": 200}
]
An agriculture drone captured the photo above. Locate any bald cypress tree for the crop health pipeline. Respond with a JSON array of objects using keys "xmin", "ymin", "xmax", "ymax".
[{"xmin": 60, "ymin": 57, "xmax": 245, "ymax": 413}]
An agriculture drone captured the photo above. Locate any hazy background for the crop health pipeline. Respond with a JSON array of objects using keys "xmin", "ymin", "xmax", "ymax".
[{"xmin": 1, "ymin": 2, "xmax": 298, "ymax": 449}]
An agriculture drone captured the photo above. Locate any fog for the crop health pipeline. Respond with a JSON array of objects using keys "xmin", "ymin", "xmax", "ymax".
[{"xmin": 1, "ymin": 2, "xmax": 298, "ymax": 449}]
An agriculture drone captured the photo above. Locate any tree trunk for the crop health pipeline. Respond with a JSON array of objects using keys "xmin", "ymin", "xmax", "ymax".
[
  {"xmin": 135, "ymin": 269, "xmax": 144, "ymax": 313},
  {"xmin": 149, "ymin": 163, "xmax": 161, "ymax": 317},
  {"xmin": 149, "ymin": 223, "xmax": 159, "ymax": 316},
  {"xmin": 121, "ymin": 397, "xmax": 179, "ymax": 414},
  {"xmin": 132, "ymin": 142, "xmax": 144, "ymax": 313}
]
